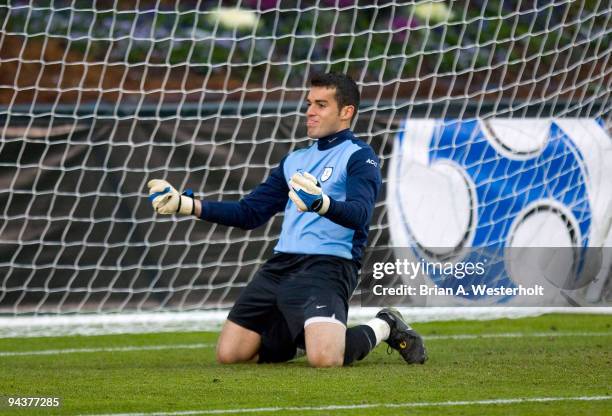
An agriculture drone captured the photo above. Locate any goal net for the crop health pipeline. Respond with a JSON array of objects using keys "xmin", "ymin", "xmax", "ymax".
[{"xmin": 0, "ymin": 1, "xmax": 610, "ymax": 316}]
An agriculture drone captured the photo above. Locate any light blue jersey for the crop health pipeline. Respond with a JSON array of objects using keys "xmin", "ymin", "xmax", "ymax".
[
  {"xmin": 201, "ymin": 129, "xmax": 381, "ymax": 263},
  {"xmin": 275, "ymin": 138, "xmax": 364, "ymax": 259}
]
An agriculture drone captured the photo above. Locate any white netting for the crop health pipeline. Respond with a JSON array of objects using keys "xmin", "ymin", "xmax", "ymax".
[{"xmin": 0, "ymin": 0, "xmax": 610, "ymax": 314}]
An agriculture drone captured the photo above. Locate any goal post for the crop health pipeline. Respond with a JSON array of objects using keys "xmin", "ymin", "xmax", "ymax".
[{"xmin": 0, "ymin": 1, "xmax": 610, "ymax": 320}]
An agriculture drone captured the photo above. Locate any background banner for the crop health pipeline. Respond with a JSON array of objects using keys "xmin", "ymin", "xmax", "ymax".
[{"xmin": 386, "ymin": 118, "xmax": 612, "ymax": 306}]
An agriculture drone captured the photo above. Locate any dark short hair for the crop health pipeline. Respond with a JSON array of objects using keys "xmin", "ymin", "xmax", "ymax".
[{"xmin": 310, "ymin": 72, "xmax": 360, "ymax": 120}]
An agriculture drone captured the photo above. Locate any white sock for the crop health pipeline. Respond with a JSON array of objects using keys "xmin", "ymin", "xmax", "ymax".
[{"xmin": 365, "ymin": 317, "xmax": 391, "ymax": 346}]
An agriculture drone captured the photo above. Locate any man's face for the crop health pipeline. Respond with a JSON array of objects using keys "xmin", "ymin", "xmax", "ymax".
[{"xmin": 305, "ymin": 86, "xmax": 351, "ymax": 139}]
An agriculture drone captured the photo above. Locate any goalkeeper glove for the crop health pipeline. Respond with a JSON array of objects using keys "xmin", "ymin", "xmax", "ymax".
[
  {"xmin": 288, "ymin": 172, "xmax": 330, "ymax": 215},
  {"xmin": 147, "ymin": 179, "xmax": 195, "ymax": 215}
]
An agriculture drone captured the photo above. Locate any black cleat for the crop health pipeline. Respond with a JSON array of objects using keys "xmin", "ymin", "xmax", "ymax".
[{"xmin": 376, "ymin": 308, "xmax": 427, "ymax": 364}]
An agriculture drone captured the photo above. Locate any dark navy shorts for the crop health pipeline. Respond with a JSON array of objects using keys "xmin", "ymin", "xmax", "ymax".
[{"xmin": 227, "ymin": 253, "xmax": 359, "ymax": 347}]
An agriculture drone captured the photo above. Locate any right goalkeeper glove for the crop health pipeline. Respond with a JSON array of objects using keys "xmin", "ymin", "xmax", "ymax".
[
  {"xmin": 288, "ymin": 172, "xmax": 330, "ymax": 214},
  {"xmin": 147, "ymin": 179, "xmax": 195, "ymax": 215}
]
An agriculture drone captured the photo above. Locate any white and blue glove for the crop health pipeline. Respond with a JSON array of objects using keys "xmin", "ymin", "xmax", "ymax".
[
  {"xmin": 147, "ymin": 179, "xmax": 195, "ymax": 215},
  {"xmin": 288, "ymin": 172, "xmax": 330, "ymax": 214}
]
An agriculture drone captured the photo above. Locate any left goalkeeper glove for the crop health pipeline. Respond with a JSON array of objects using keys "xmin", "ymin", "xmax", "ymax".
[
  {"xmin": 288, "ymin": 172, "xmax": 330, "ymax": 214},
  {"xmin": 147, "ymin": 179, "xmax": 195, "ymax": 215}
]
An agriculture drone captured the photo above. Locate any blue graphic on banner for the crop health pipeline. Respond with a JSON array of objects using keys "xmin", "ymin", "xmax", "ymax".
[{"xmin": 395, "ymin": 119, "xmax": 592, "ymax": 300}]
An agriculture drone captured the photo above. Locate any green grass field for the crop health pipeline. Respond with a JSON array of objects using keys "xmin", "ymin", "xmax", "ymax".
[{"xmin": 1, "ymin": 313, "xmax": 610, "ymax": 415}]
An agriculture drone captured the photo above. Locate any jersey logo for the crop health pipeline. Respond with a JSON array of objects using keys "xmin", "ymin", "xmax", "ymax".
[
  {"xmin": 320, "ymin": 167, "xmax": 333, "ymax": 182},
  {"xmin": 366, "ymin": 158, "xmax": 378, "ymax": 167}
]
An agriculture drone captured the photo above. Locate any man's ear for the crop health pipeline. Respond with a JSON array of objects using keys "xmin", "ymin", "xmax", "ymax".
[{"xmin": 340, "ymin": 105, "xmax": 355, "ymax": 121}]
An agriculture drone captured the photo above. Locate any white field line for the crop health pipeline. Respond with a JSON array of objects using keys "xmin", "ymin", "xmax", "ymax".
[
  {"xmin": 0, "ymin": 343, "xmax": 215, "ymax": 357},
  {"xmin": 424, "ymin": 331, "xmax": 612, "ymax": 340},
  {"xmin": 0, "ymin": 331, "xmax": 609, "ymax": 357},
  {"xmin": 82, "ymin": 395, "xmax": 612, "ymax": 416}
]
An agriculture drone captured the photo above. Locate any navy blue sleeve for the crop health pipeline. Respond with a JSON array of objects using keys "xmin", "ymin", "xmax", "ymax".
[
  {"xmin": 323, "ymin": 147, "xmax": 381, "ymax": 230},
  {"xmin": 199, "ymin": 157, "xmax": 289, "ymax": 230}
]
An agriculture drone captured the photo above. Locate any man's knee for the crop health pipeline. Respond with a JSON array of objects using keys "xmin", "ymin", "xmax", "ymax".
[
  {"xmin": 216, "ymin": 345, "xmax": 252, "ymax": 364},
  {"xmin": 304, "ymin": 322, "xmax": 346, "ymax": 368},
  {"xmin": 215, "ymin": 347, "xmax": 236, "ymax": 364},
  {"xmin": 216, "ymin": 320, "xmax": 261, "ymax": 364},
  {"xmin": 306, "ymin": 347, "xmax": 343, "ymax": 368}
]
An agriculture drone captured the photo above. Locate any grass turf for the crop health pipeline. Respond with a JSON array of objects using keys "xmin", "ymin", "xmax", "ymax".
[{"xmin": 0, "ymin": 313, "xmax": 610, "ymax": 415}]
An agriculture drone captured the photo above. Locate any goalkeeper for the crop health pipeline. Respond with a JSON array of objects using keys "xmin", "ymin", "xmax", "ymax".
[{"xmin": 147, "ymin": 72, "xmax": 427, "ymax": 367}]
